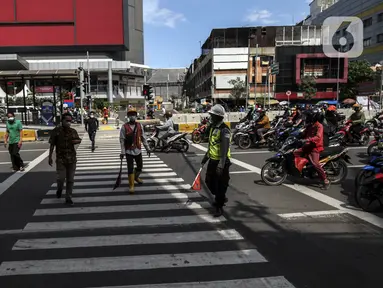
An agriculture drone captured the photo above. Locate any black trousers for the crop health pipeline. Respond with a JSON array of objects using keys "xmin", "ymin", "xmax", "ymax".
[
  {"xmin": 9, "ymin": 143, "xmax": 24, "ymax": 170},
  {"xmin": 88, "ymin": 130, "xmax": 96, "ymax": 150},
  {"xmin": 205, "ymin": 159, "xmax": 230, "ymax": 208},
  {"xmin": 126, "ymin": 153, "xmax": 143, "ymax": 174}
]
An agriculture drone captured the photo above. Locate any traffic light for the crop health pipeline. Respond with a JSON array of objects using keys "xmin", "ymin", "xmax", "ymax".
[{"xmin": 143, "ymin": 84, "xmax": 154, "ymax": 103}]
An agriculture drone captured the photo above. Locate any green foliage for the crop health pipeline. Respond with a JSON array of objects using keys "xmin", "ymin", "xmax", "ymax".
[
  {"xmin": 299, "ymin": 76, "xmax": 317, "ymax": 100},
  {"xmin": 228, "ymin": 77, "xmax": 246, "ymax": 104},
  {"xmin": 341, "ymin": 60, "xmax": 375, "ymax": 99}
]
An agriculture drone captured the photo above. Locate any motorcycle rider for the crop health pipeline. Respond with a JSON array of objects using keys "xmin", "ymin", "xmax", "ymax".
[
  {"xmin": 348, "ymin": 103, "xmax": 365, "ymax": 141},
  {"xmin": 325, "ymin": 105, "xmax": 339, "ymax": 135},
  {"xmin": 201, "ymin": 104, "xmax": 231, "ymax": 217},
  {"xmin": 85, "ymin": 111, "xmax": 99, "ymax": 152},
  {"xmin": 157, "ymin": 111, "xmax": 176, "ymax": 148},
  {"xmin": 294, "ymin": 109, "xmax": 330, "ymax": 190},
  {"xmin": 239, "ymin": 104, "xmax": 255, "ymax": 123},
  {"xmin": 120, "ymin": 108, "xmax": 151, "ymax": 194},
  {"xmin": 256, "ymin": 109, "xmax": 271, "ymax": 144}
]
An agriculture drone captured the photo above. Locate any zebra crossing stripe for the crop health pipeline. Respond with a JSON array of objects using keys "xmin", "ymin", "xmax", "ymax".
[
  {"xmin": 76, "ymin": 161, "xmax": 163, "ymax": 166},
  {"xmin": 23, "ymin": 214, "xmax": 224, "ymax": 232},
  {"xmin": 41, "ymin": 192, "xmax": 201, "ymax": 205},
  {"xmin": 76, "ymin": 164, "xmax": 167, "ymax": 170},
  {"xmin": 87, "ymin": 277, "xmax": 296, "ymax": 288},
  {"xmin": 33, "ymin": 202, "xmax": 210, "ymax": 216},
  {"xmin": 0, "ymin": 249, "xmax": 266, "ymax": 276},
  {"xmin": 51, "ymin": 178, "xmax": 184, "ymax": 187},
  {"xmin": 13, "ymin": 229, "xmax": 243, "ymax": 250},
  {"xmin": 75, "ymin": 168, "xmax": 173, "ymax": 174},
  {"xmin": 74, "ymin": 172, "xmax": 177, "ymax": 180}
]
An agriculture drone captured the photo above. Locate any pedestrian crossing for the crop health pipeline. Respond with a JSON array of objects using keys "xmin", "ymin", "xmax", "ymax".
[{"xmin": 0, "ymin": 131, "xmax": 296, "ymax": 287}]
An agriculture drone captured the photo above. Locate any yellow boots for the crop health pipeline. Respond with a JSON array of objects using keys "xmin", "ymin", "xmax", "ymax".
[
  {"xmin": 128, "ymin": 174, "xmax": 135, "ymax": 194},
  {"xmin": 134, "ymin": 169, "xmax": 143, "ymax": 185}
]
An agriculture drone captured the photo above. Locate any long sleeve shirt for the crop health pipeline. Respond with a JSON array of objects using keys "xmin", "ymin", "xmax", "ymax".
[
  {"xmin": 304, "ymin": 121, "xmax": 324, "ymax": 153},
  {"xmin": 157, "ymin": 118, "xmax": 175, "ymax": 133}
]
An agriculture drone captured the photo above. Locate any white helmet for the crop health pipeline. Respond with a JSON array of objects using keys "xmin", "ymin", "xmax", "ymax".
[{"xmin": 208, "ymin": 104, "xmax": 225, "ymax": 117}]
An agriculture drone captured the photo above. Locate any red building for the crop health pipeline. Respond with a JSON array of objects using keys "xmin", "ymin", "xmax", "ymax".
[
  {"xmin": 0, "ymin": 0, "xmax": 135, "ymax": 61},
  {"xmin": 275, "ymin": 46, "xmax": 348, "ymax": 102}
]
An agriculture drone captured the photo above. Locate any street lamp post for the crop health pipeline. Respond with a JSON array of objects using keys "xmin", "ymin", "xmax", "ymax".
[{"xmin": 246, "ymin": 30, "xmax": 256, "ymax": 109}]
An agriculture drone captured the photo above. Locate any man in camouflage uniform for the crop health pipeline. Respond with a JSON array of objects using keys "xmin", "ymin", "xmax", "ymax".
[{"xmin": 48, "ymin": 113, "xmax": 82, "ymax": 205}]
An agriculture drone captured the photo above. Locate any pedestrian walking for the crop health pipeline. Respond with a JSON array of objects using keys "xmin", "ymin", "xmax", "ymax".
[
  {"xmin": 85, "ymin": 111, "xmax": 99, "ymax": 152},
  {"xmin": 4, "ymin": 112, "xmax": 25, "ymax": 172},
  {"xmin": 48, "ymin": 113, "xmax": 82, "ymax": 205},
  {"xmin": 201, "ymin": 104, "xmax": 231, "ymax": 217},
  {"xmin": 103, "ymin": 107, "xmax": 109, "ymax": 124},
  {"xmin": 120, "ymin": 108, "xmax": 151, "ymax": 194}
]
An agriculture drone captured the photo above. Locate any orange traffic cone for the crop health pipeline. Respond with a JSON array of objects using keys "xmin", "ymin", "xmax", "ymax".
[{"xmin": 191, "ymin": 168, "xmax": 202, "ymax": 190}]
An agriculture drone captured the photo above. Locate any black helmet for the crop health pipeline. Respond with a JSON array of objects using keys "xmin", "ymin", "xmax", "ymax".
[
  {"xmin": 305, "ymin": 109, "xmax": 321, "ymax": 124},
  {"xmin": 165, "ymin": 111, "xmax": 173, "ymax": 118}
]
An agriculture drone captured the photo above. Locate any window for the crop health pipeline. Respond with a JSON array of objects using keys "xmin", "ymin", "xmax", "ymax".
[
  {"xmin": 363, "ymin": 37, "xmax": 371, "ymax": 47},
  {"xmin": 363, "ymin": 17, "xmax": 373, "ymax": 28},
  {"xmin": 378, "ymin": 13, "xmax": 383, "ymax": 23},
  {"xmin": 378, "ymin": 33, "xmax": 383, "ymax": 43}
]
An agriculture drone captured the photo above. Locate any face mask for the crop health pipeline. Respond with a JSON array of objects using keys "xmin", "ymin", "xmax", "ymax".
[
  {"xmin": 129, "ymin": 116, "xmax": 136, "ymax": 122},
  {"xmin": 8, "ymin": 117, "xmax": 14, "ymax": 122},
  {"xmin": 63, "ymin": 121, "xmax": 71, "ymax": 128},
  {"xmin": 90, "ymin": 115, "xmax": 94, "ymax": 118}
]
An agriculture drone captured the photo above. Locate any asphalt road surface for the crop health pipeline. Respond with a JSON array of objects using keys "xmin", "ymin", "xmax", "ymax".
[{"xmin": 0, "ymin": 130, "xmax": 382, "ymax": 287}]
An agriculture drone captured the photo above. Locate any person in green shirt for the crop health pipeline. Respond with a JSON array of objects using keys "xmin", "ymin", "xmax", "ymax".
[{"xmin": 4, "ymin": 112, "xmax": 25, "ymax": 172}]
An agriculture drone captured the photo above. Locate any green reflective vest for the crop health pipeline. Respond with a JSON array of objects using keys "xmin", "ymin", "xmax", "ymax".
[{"xmin": 208, "ymin": 124, "xmax": 231, "ymax": 160}]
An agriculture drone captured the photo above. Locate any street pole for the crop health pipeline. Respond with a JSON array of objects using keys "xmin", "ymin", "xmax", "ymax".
[
  {"xmin": 79, "ymin": 67, "xmax": 85, "ymax": 126},
  {"xmin": 144, "ymin": 70, "xmax": 147, "ymax": 120},
  {"xmin": 87, "ymin": 51, "xmax": 91, "ymax": 107},
  {"xmin": 336, "ymin": 49, "xmax": 340, "ymax": 107},
  {"xmin": 379, "ymin": 65, "xmax": 383, "ymax": 110},
  {"xmin": 246, "ymin": 37, "xmax": 251, "ymax": 110},
  {"xmin": 268, "ymin": 67, "xmax": 271, "ymax": 109},
  {"xmin": 254, "ymin": 44, "xmax": 258, "ymax": 106}
]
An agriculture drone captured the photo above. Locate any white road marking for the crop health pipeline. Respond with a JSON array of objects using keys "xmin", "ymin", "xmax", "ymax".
[
  {"xmin": 41, "ymin": 192, "xmax": 202, "ymax": 205},
  {"xmin": 46, "ymin": 184, "xmax": 191, "ymax": 195},
  {"xmin": 0, "ymin": 149, "xmax": 47, "ymax": 153},
  {"xmin": 23, "ymin": 214, "xmax": 224, "ymax": 232},
  {"xmin": 278, "ymin": 210, "xmax": 348, "ymax": 219},
  {"xmin": 51, "ymin": 178, "xmax": 185, "ymax": 187},
  {"xmin": 75, "ymin": 168, "xmax": 173, "ymax": 174},
  {"xmin": 76, "ymin": 157, "xmax": 159, "ymax": 162},
  {"xmin": 0, "ymin": 150, "xmax": 49, "ymax": 196},
  {"xmin": 192, "ymin": 143, "xmax": 383, "ymax": 230},
  {"xmin": 12, "ymin": 229, "xmax": 244, "ymax": 250},
  {"xmin": 76, "ymin": 160, "xmax": 163, "ymax": 166},
  {"xmin": 230, "ymin": 171, "xmax": 254, "ymax": 174},
  {"xmin": 0, "ymin": 249, "xmax": 266, "ymax": 276},
  {"xmin": 0, "ymin": 161, "xmax": 30, "ymax": 165},
  {"xmin": 74, "ymin": 172, "xmax": 177, "ymax": 180},
  {"xmin": 90, "ymin": 277, "xmax": 296, "ymax": 288},
  {"xmin": 348, "ymin": 165, "xmax": 365, "ymax": 168},
  {"xmin": 76, "ymin": 164, "xmax": 167, "ymax": 170},
  {"xmin": 34, "ymin": 202, "xmax": 210, "ymax": 216}
]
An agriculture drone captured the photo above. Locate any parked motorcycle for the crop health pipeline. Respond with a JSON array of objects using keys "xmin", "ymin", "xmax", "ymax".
[
  {"xmin": 147, "ymin": 129, "xmax": 189, "ymax": 153},
  {"xmin": 365, "ymin": 112, "xmax": 383, "ymax": 130},
  {"xmin": 355, "ymin": 152, "xmax": 383, "ymax": 187},
  {"xmin": 191, "ymin": 117, "xmax": 210, "ymax": 144},
  {"xmin": 261, "ymin": 137, "xmax": 351, "ymax": 186},
  {"xmin": 367, "ymin": 128, "xmax": 383, "ymax": 155}
]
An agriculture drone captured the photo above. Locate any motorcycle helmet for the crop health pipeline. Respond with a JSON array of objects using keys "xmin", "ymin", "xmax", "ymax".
[
  {"xmin": 353, "ymin": 103, "xmax": 361, "ymax": 111},
  {"xmin": 305, "ymin": 109, "xmax": 321, "ymax": 124},
  {"xmin": 165, "ymin": 111, "xmax": 173, "ymax": 119},
  {"xmin": 328, "ymin": 105, "xmax": 337, "ymax": 111}
]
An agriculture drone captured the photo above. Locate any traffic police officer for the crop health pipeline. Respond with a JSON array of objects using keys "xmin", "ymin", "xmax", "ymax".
[{"xmin": 201, "ymin": 104, "xmax": 231, "ymax": 217}]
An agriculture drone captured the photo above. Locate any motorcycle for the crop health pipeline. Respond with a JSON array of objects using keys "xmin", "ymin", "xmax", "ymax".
[
  {"xmin": 355, "ymin": 152, "xmax": 383, "ymax": 188},
  {"xmin": 367, "ymin": 128, "xmax": 383, "ymax": 155},
  {"xmin": 238, "ymin": 117, "xmax": 283, "ymax": 150},
  {"xmin": 232, "ymin": 121, "xmax": 251, "ymax": 145},
  {"xmin": 191, "ymin": 117, "xmax": 210, "ymax": 144},
  {"xmin": 355, "ymin": 167, "xmax": 383, "ymax": 212},
  {"xmin": 147, "ymin": 129, "xmax": 189, "ymax": 153},
  {"xmin": 261, "ymin": 137, "xmax": 351, "ymax": 186},
  {"xmin": 329, "ymin": 120, "xmax": 370, "ymax": 146},
  {"xmin": 365, "ymin": 112, "xmax": 383, "ymax": 130}
]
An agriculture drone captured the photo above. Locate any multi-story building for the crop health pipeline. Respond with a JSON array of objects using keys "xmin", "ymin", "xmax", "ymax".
[
  {"xmin": 307, "ymin": 0, "xmax": 383, "ymax": 65},
  {"xmin": 185, "ymin": 25, "xmax": 347, "ymax": 105},
  {"xmin": 0, "ymin": 0, "xmax": 146, "ymax": 105}
]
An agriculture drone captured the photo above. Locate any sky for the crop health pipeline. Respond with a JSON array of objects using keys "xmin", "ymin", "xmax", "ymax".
[{"xmin": 143, "ymin": 0, "xmax": 312, "ymax": 68}]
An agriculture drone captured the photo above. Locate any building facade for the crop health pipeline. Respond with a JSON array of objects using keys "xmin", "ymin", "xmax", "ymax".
[
  {"xmin": 0, "ymin": 0, "xmax": 144, "ymax": 64},
  {"xmin": 308, "ymin": 0, "xmax": 383, "ymax": 65}
]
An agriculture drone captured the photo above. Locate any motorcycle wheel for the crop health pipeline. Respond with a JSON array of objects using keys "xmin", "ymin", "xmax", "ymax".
[
  {"xmin": 238, "ymin": 135, "xmax": 252, "ymax": 150},
  {"xmin": 147, "ymin": 140, "xmax": 156, "ymax": 152},
  {"xmin": 261, "ymin": 162, "xmax": 287, "ymax": 186},
  {"xmin": 178, "ymin": 140, "xmax": 189, "ymax": 153},
  {"xmin": 267, "ymin": 136, "xmax": 276, "ymax": 151},
  {"xmin": 354, "ymin": 169, "xmax": 370, "ymax": 191},
  {"xmin": 355, "ymin": 184, "xmax": 383, "ymax": 212},
  {"xmin": 360, "ymin": 134, "xmax": 369, "ymax": 146},
  {"xmin": 191, "ymin": 131, "xmax": 202, "ymax": 144},
  {"xmin": 325, "ymin": 159, "xmax": 348, "ymax": 184},
  {"xmin": 367, "ymin": 142, "xmax": 378, "ymax": 156}
]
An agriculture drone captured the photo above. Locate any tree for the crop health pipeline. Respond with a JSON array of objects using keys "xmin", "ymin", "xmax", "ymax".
[
  {"xmin": 228, "ymin": 77, "xmax": 246, "ymax": 105},
  {"xmin": 299, "ymin": 76, "xmax": 317, "ymax": 101},
  {"xmin": 341, "ymin": 60, "xmax": 375, "ymax": 99}
]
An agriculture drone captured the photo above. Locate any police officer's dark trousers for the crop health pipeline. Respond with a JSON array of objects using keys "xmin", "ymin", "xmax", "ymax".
[
  {"xmin": 88, "ymin": 130, "xmax": 96, "ymax": 151},
  {"xmin": 205, "ymin": 159, "xmax": 230, "ymax": 208}
]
